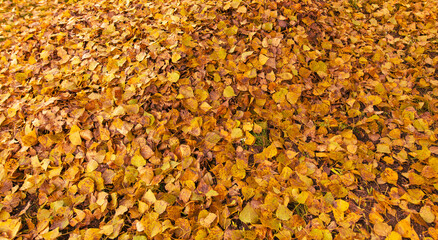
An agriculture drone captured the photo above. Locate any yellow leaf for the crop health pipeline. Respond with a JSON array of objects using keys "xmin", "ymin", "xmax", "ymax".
[
  {"xmin": 279, "ymin": 72, "xmax": 293, "ymax": 81},
  {"xmin": 136, "ymin": 52, "xmax": 147, "ymax": 62},
  {"xmin": 103, "ymin": 24, "xmax": 115, "ymax": 35},
  {"xmin": 381, "ymin": 168, "xmax": 398, "ymax": 185},
  {"xmin": 223, "ymin": 86, "xmax": 236, "ymax": 98},
  {"xmin": 144, "ymin": 189, "xmax": 156, "ymax": 204},
  {"xmin": 40, "ymin": 50, "xmax": 50, "ymax": 60},
  {"xmin": 199, "ymin": 212, "xmax": 217, "ymax": 228},
  {"xmin": 241, "ymin": 51, "xmax": 253, "ymax": 62},
  {"xmin": 123, "ymin": 104, "xmax": 140, "ymax": 115},
  {"xmin": 377, "ymin": 144, "xmax": 391, "ymax": 153},
  {"xmin": 131, "ymin": 154, "xmax": 146, "ymax": 168},
  {"xmin": 239, "ymin": 204, "xmax": 259, "ymax": 224},
  {"xmin": 385, "ymin": 231, "xmax": 402, "ymax": 240},
  {"xmin": 217, "ymin": 48, "xmax": 227, "ymax": 60},
  {"xmin": 84, "ymin": 228, "xmax": 102, "ymax": 240},
  {"xmin": 299, "ymin": 67, "xmax": 312, "ymax": 78},
  {"xmin": 172, "ymin": 52, "xmax": 181, "ymax": 63},
  {"xmin": 413, "ymin": 119, "xmax": 429, "ymax": 132},
  {"xmin": 231, "ymin": 128, "xmax": 243, "ymax": 139},
  {"xmin": 347, "ymin": 144, "xmax": 357, "ymax": 154},
  {"xmin": 168, "ymin": 71, "xmax": 180, "ymax": 83},
  {"xmin": 231, "ymin": 164, "xmax": 246, "ymax": 179},
  {"xmin": 71, "ymin": 56, "xmax": 81, "ymax": 65},
  {"xmin": 263, "ymin": 144, "xmax": 277, "ymax": 159},
  {"xmin": 42, "ymin": 227, "xmax": 60, "ymax": 240},
  {"xmin": 182, "ymin": 34, "xmax": 195, "ymax": 47},
  {"xmin": 275, "ymin": 205, "xmax": 292, "ymax": 221},
  {"xmin": 245, "ymin": 131, "xmax": 255, "ymax": 145},
  {"xmin": 374, "ymin": 222, "xmax": 392, "ymax": 236},
  {"xmin": 179, "ymin": 188, "xmax": 192, "ymax": 203},
  {"xmin": 195, "ymin": 88, "xmax": 209, "ymax": 101},
  {"xmin": 88, "ymin": 60, "xmax": 99, "ymax": 71},
  {"xmin": 200, "ymin": 102, "xmax": 212, "ymax": 112},
  {"xmin": 231, "ymin": 0, "xmax": 241, "ymax": 8},
  {"xmin": 0, "ymin": 218, "xmax": 21, "ymax": 239},
  {"xmin": 394, "ymin": 215, "xmax": 419, "ymax": 240},
  {"xmin": 205, "ymin": 132, "xmax": 222, "ymax": 149},
  {"xmin": 309, "ymin": 61, "xmax": 327, "ymax": 77},
  {"xmin": 86, "ymin": 160, "xmax": 99, "ymax": 173},
  {"xmin": 416, "ymin": 147, "xmax": 430, "ymax": 160},
  {"xmin": 224, "ymin": 26, "xmax": 238, "ymax": 36},
  {"xmin": 183, "ymin": 98, "xmax": 198, "ymax": 112},
  {"xmin": 236, "ymin": 5, "xmax": 247, "ymax": 13},
  {"xmin": 266, "ymin": 71, "xmax": 276, "ymax": 81},
  {"xmin": 368, "ymin": 95, "xmax": 382, "ymax": 106},
  {"xmin": 22, "ymin": 130, "xmax": 38, "ymax": 147},
  {"xmin": 69, "ymin": 125, "xmax": 82, "ymax": 146},
  {"xmin": 78, "ymin": 177, "xmax": 95, "ymax": 195},
  {"xmin": 419, "ymin": 205, "xmax": 435, "ymax": 223},
  {"xmin": 408, "ymin": 172, "xmax": 425, "ymax": 185},
  {"xmin": 430, "ymin": 157, "xmax": 438, "ymax": 172},
  {"xmin": 117, "ymin": 57, "xmax": 126, "ymax": 67},
  {"xmin": 334, "ymin": 199, "xmax": 349, "ymax": 212},
  {"xmin": 15, "ymin": 72, "xmax": 28, "ymax": 83},
  {"xmin": 272, "ymin": 88, "xmax": 288, "ymax": 103},
  {"xmin": 296, "ymin": 191, "xmax": 309, "ymax": 204},
  {"xmin": 28, "ymin": 55, "xmax": 37, "ymax": 64},
  {"xmin": 100, "ymin": 225, "xmax": 114, "ymax": 235},
  {"xmin": 154, "ymin": 200, "xmax": 168, "ymax": 215},
  {"xmin": 259, "ymin": 54, "xmax": 269, "ymax": 65},
  {"xmin": 179, "ymin": 144, "xmax": 191, "ymax": 158},
  {"xmin": 286, "ymin": 85, "xmax": 302, "ymax": 104},
  {"xmin": 322, "ymin": 41, "xmax": 332, "ymax": 49}
]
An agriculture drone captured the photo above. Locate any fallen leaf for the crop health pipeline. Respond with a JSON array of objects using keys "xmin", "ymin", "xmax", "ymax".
[{"xmin": 239, "ymin": 204, "xmax": 259, "ymax": 224}]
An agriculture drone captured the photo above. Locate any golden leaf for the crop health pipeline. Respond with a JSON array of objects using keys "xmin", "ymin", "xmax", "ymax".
[
  {"xmin": 154, "ymin": 200, "xmax": 168, "ymax": 215},
  {"xmin": 259, "ymin": 54, "xmax": 269, "ymax": 65},
  {"xmin": 143, "ymin": 190, "xmax": 156, "ymax": 204},
  {"xmin": 334, "ymin": 199, "xmax": 349, "ymax": 212},
  {"xmin": 223, "ymin": 86, "xmax": 236, "ymax": 98},
  {"xmin": 263, "ymin": 144, "xmax": 277, "ymax": 159},
  {"xmin": 241, "ymin": 51, "xmax": 253, "ymax": 62},
  {"xmin": 231, "ymin": 128, "xmax": 243, "ymax": 139},
  {"xmin": 376, "ymin": 144, "xmax": 391, "ymax": 153},
  {"xmin": 0, "ymin": 219, "xmax": 21, "ymax": 239},
  {"xmin": 69, "ymin": 125, "xmax": 82, "ymax": 146},
  {"xmin": 394, "ymin": 215, "xmax": 419, "ymax": 240},
  {"xmin": 419, "ymin": 205, "xmax": 435, "ymax": 223},
  {"xmin": 179, "ymin": 188, "xmax": 192, "ymax": 203},
  {"xmin": 381, "ymin": 168, "xmax": 398, "ymax": 185},
  {"xmin": 216, "ymin": 48, "xmax": 227, "ymax": 60},
  {"xmin": 78, "ymin": 177, "xmax": 95, "ymax": 195},
  {"xmin": 131, "ymin": 154, "xmax": 146, "ymax": 168},
  {"xmin": 244, "ymin": 131, "xmax": 255, "ymax": 145},
  {"xmin": 168, "ymin": 71, "xmax": 180, "ymax": 83},
  {"xmin": 239, "ymin": 204, "xmax": 259, "ymax": 224},
  {"xmin": 22, "ymin": 129, "xmax": 38, "ymax": 147},
  {"xmin": 279, "ymin": 72, "xmax": 293, "ymax": 81},
  {"xmin": 42, "ymin": 227, "xmax": 60, "ymax": 240},
  {"xmin": 199, "ymin": 212, "xmax": 217, "ymax": 228},
  {"xmin": 385, "ymin": 231, "xmax": 402, "ymax": 240},
  {"xmin": 275, "ymin": 205, "xmax": 292, "ymax": 221},
  {"xmin": 172, "ymin": 52, "xmax": 181, "ymax": 63},
  {"xmin": 374, "ymin": 222, "xmax": 392, "ymax": 236}
]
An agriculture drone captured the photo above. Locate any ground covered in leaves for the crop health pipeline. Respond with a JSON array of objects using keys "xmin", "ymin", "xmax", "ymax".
[{"xmin": 0, "ymin": 0, "xmax": 438, "ymax": 239}]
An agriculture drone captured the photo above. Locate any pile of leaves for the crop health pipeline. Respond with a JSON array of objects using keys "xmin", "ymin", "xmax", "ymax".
[{"xmin": 1, "ymin": 0, "xmax": 438, "ymax": 239}]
